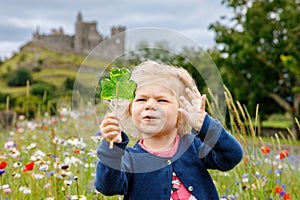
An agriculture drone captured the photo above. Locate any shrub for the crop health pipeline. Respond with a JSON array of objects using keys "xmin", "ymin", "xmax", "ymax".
[
  {"xmin": 31, "ymin": 82, "xmax": 57, "ymax": 100},
  {"xmin": 14, "ymin": 96, "xmax": 42, "ymax": 119},
  {"xmin": 32, "ymin": 66, "xmax": 42, "ymax": 72},
  {"xmin": 0, "ymin": 93, "xmax": 16, "ymax": 111},
  {"xmin": 7, "ymin": 68, "xmax": 33, "ymax": 86},
  {"xmin": 64, "ymin": 77, "xmax": 75, "ymax": 91}
]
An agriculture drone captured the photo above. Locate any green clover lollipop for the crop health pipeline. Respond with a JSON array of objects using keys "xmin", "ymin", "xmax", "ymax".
[
  {"xmin": 100, "ymin": 67, "xmax": 136, "ymax": 148},
  {"xmin": 100, "ymin": 67, "xmax": 136, "ymax": 101}
]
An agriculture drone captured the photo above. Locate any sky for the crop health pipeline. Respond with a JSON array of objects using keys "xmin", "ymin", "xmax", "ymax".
[{"xmin": 0, "ymin": 0, "xmax": 232, "ymax": 59}]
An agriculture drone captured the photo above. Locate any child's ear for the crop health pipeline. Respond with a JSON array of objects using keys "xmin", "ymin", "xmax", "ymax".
[
  {"xmin": 128, "ymin": 101, "xmax": 133, "ymax": 116},
  {"xmin": 176, "ymin": 108, "xmax": 182, "ymax": 128}
]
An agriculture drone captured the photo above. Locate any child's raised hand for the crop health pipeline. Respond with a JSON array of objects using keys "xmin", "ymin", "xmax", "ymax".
[
  {"xmin": 100, "ymin": 113, "xmax": 122, "ymax": 146},
  {"xmin": 178, "ymin": 86, "xmax": 206, "ymax": 130}
]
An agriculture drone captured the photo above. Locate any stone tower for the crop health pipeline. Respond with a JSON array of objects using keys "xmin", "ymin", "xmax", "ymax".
[
  {"xmin": 74, "ymin": 12, "xmax": 104, "ymax": 55},
  {"xmin": 110, "ymin": 26, "xmax": 126, "ymax": 58}
]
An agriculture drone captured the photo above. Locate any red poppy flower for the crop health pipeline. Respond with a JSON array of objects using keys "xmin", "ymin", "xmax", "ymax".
[
  {"xmin": 0, "ymin": 161, "xmax": 8, "ymax": 169},
  {"xmin": 42, "ymin": 125, "xmax": 48, "ymax": 131},
  {"xmin": 261, "ymin": 146, "xmax": 271, "ymax": 154},
  {"xmin": 279, "ymin": 150, "xmax": 289, "ymax": 160},
  {"xmin": 284, "ymin": 193, "xmax": 291, "ymax": 200},
  {"xmin": 274, "ymin": 186, "xmax": 283, "ymax": 194},
  {"xmin": 23, "ymin": 162, "xmax": 35, "ymax": 172},
  {"xmin": 73, "ymin": 149, "xmax": 81, "ymax": 154}
]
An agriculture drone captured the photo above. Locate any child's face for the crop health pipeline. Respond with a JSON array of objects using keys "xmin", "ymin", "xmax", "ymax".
[{"xmin": 131, "ymin": 84, "xmax": 179, "ymax": 138}]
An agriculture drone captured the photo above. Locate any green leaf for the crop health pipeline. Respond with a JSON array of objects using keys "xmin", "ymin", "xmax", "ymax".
[{"xmin": 100, "ymin": 67, "xmax": 136, "ymax": 100}]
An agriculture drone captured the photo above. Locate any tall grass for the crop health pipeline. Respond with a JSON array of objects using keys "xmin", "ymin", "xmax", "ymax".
[
  {"xmin": 209, "ymin": 86, "xmax": 300, "ymax": 200},
  {"xmin": 0, "ymin": 87, "xmax": 299, "ymax": 199}
]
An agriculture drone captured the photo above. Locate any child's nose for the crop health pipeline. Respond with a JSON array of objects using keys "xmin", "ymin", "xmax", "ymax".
[{"xmin": 145, "ymin": 99, "xmax": 156, "ymax": 110}]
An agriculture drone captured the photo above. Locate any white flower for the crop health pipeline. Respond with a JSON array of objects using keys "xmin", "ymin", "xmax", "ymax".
[
  {"xmin": 87, "ymin": 150, "xmax": 97, "ymax": 158},
  {"xmin": 242, "ymin": 177, "xmax": 249, "ymax": 183},
  {"xmin": 70, "ymin": 195, "xmax": 87, "ymax": 200},
  {"xmin": 45, "ymin": 197, "xmax": 54, "ymax": 200},
  {"xmin": 33, "ymin": 173, "xmax": 44, "ymax": 180},
  {"xmin": 4, "ymin": 141, "xmax": 15, "ymax": 149},
  {"xmin": 27, "ymin": 122, "xmax": 38, "ymax": 130},
  {"xmin": 34, "ymin": 150, "xmax": 46, "ymax": 157},
  {"xmin": 9, "ymin": 148, "xmax": 20, "ymax": 158},
  {"xmin": 64, "ymin": 156, "xmax": 83, "ymax": 166},
  {"xmin": 1, "ymin": 184, "xmax": 10, "ymax": 189},
  {"xmin": 67, "ymin": 138, "xmax": 86, "ymax": 149},
  {"xmin": 39, "ymin": 164, "xmax": 49, "ymax": 171},
  {"xmin": 59, "ymin": 107, "xmax": 70, "ymax": 116},
  {"xmin": 64, "ymin": 179, "xmax": 72, "ymax": 186},
  {"xmin": 30, "ymin": 155, "xmax": 38, "ymax": 161},
  {"xmin": 12, "ymin": 172, "xmax": 21, "ymax": 178},
  {"xmin": 26, "ymin": 143, "xmax": 37, "ymax": 150},
  {"xmin": 19, "ymin": 186, "xmax": 31, "ymax": 194},
  {"xmin": 91, "ymin": 136, "xmax": 102, "ymax": 143},
  {"xmin": 60, "ymin": 169, "xmax": 72, "ymax": 178},
  {"xmin": 13, "ymin": 162, "xmax": 22, "ymax": 168}
]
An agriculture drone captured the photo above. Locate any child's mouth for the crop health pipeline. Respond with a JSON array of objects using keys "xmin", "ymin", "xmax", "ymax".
[{"xmin": 143, "ymin": 115, "xmax": 158, "ymax": 120}]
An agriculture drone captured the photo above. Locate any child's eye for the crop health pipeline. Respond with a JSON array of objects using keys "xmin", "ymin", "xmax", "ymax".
[
  {"xmin": 135, "ymin": 98, "xmax": 146, "ymax": 102},
  {"xmin": 158, "ymin": 99, "xmax": 168, "ymax": 102}
]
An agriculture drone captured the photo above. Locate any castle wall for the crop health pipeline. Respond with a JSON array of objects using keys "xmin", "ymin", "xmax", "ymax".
[
  {"xmin": 88, "ymin": 27, "xmax": 125, "ymax": 60},
  {"xmin": 33, "ymin": 34, "xmax": 74, "ymax": 52}
]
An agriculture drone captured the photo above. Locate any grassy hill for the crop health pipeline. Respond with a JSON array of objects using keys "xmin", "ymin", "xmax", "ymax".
[
  {"xmin": 0, "ymin": 42, "xmax": 117, "ymax": 118},
  {"xmin": 0, "ymin": 43, "xmax": 110, "ymax": 97}
]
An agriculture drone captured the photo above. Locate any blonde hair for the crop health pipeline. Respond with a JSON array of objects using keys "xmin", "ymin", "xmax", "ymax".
[{"xmin": 120, "ymin": 60, "xmax": 196, "ymax": 136}]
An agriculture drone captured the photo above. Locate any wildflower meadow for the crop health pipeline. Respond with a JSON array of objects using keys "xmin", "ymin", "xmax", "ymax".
[{"xmin": 0, "ymin": 88, "xmax": 299, "ymax": 200}]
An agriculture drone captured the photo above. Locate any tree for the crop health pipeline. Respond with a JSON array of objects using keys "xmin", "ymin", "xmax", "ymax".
[
  {"xmin": 7, "ymin": 68, "xmax": 33, "ymax": 86},
  {"xmin": 209, "ymin": 0, "xmax": 300, "ymax": 138}
]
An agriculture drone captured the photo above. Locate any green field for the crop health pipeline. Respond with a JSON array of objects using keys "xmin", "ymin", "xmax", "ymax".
[{"xmin": 0, "ymin": 87, "xmax": 299, "ymax": 200}]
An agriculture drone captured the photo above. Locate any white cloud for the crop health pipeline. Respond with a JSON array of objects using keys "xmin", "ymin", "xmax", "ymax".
[
  {"xmin": 0, "ymin": 41, "xmax": 25, "ymax": 59},
  {"xmin": 180, "ymin": 28, "xmax": 216, "ymax": 48},
  {"xmin": 0, "ymin": 0, "xmax": 231, "ymax": 58}
]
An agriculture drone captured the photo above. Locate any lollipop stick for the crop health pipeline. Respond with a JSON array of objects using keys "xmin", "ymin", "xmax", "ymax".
[
  {"xmin": 109, "ymin": 140, "xmax": 114, "ymax": 149},
  {"xmin": 109, "ymin": 98, "xmax": 119, "ymax": 149}
]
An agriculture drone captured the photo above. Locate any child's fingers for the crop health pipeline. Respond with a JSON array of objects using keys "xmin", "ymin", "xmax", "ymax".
[
  {"xmin": 104, "ymin": 113, "xmax": 119, "ymax": 120},
  {"xmin": 200, "ymin": 94, "xmax": 206, "ymax": 111},
  {"xmin": 101, "ymin": 123, "xmax": 120, "ymax": 132},
  {"xmin": 179, "ymin": 96, "xmax": 192, "ymax": 111},
  {"xmin": 185, "ymin": 87, "xmax": 195, "ymax": 102},
  {"xmin": 104, "ymin": 131, "xmax": 121, "ymax": 141},
  {"xmin": 192, "ymin": 86, "xmax": 201, "ymax": 99},
  {"xmin": 100, "ymin": 117, "xmax": 119, "ymax": 128},
  {"xmin": 186, "ymin": 86, "xmax": 201, "ymax": 100},
  {"xmin": 100, "ymin": 113, "xmax": 119, "ymax": 129}
]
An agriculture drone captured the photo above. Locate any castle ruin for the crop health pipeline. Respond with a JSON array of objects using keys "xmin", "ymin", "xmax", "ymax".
[{"xmin": 32, "ymin": 12, "xmax": 125, "ymax": 60}]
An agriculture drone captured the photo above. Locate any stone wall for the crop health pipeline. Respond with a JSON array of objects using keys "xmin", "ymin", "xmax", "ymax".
[{"xmin": 33, "ymin": 34, "xmax": 74, "ymax": 52}]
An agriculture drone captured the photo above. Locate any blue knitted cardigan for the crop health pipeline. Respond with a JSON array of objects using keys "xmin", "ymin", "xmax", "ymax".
[{"xmin": 95, "ymin": 114, "xmax": 243, "ymax": 200}]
